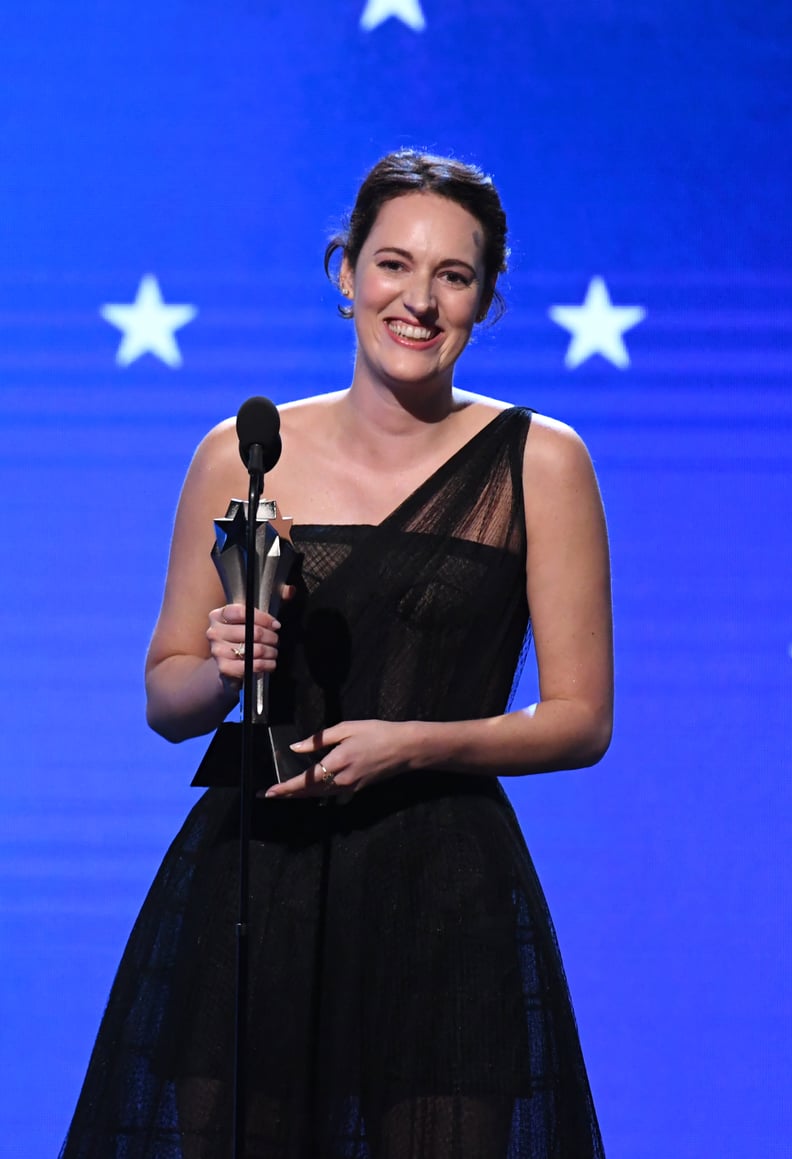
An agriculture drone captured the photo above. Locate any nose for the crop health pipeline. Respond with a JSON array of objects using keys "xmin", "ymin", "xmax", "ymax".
[{"xmin": 403, "ymin": 273, "xmax": 437, "ymax": 318}]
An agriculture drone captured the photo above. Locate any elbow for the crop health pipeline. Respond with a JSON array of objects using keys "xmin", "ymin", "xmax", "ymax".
[
  {"xmin": 577, "ymin": 738, "xmax": 610, "ymax": 769},
  {"xmin": 145, "ymin": 678, "xmax": 193, "ymax": 744},
  {"xmin": 146, "ymin": 702, "xmax": 185, "ymax": 745},
  {"xmin": 145, "ymin": 660, "xmax": 192, "ymax": 744},
  {"xmin": 557, "ymin": 701, "xmax": 611, "ymax": 770},
  {"xmin": 144, "ymin": 665, "xmax": 177, "ymax": 742},
  {"xmin": 576, "ymin": 709, "xmax": 613, "ymax": 768}
]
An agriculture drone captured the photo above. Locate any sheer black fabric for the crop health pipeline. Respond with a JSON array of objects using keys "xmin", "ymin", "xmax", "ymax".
[{"xmin": 60, "ymin": 407, "xmax": 605, "ymax": 1158}]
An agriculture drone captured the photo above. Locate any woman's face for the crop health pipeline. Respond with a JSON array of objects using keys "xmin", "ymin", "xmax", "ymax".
[{"xmin": 341, "ymin": 192, "xmax": 489, "ymax": 394}]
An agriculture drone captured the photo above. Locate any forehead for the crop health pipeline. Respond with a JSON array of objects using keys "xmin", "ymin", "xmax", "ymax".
[{"xmin": 365, "ymin": 192, "xmax": 485, "ymax": 260}]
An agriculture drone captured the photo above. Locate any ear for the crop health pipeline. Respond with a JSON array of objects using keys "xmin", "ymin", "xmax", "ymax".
[{"xmin": 339, "ymin": 255, "xmax": 355, "ymax": 299}]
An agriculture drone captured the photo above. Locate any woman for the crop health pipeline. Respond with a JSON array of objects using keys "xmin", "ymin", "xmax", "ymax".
[{"xmin": 61, "ymin": 150, "xmax": 612, "ymax": 1158}]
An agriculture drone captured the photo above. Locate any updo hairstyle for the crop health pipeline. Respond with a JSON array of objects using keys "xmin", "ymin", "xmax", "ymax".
[{"xmin": 324, "ymin": 149, "xmax": 509, "ymax": 323}]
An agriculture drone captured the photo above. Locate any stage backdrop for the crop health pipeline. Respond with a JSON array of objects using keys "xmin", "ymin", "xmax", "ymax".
[{"xmin": 0, "ymin": 3, "xmax": 790, "ymax": 1155}]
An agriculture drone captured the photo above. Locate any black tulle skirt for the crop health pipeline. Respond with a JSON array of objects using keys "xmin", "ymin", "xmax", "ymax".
[{"xmin": 59, "ymin": 774, "xmax": 605, "ymax": 1158}]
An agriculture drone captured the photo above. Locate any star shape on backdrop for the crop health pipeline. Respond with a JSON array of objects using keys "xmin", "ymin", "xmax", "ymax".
[
  {"xmin": 100, "ymin": 274, "xmax": 198, "ymax": 368},
  {"xmin": 548, "ymin": 276, "xmax": 646, "ymax": 369},
  {"xmin": 360, "ymin": 0, "xmax": 426, "ymax": 32}
]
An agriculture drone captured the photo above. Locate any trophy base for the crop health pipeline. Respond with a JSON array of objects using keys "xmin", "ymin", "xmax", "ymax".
[{"xmin": 191, "ymin": 722, "xmax": 315, "ymax": 789}]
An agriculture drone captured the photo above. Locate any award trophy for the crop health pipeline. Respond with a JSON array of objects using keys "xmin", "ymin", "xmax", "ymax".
[{"xmin": 192, "ymin": 497, "xmax": 312, "ymax": 789}]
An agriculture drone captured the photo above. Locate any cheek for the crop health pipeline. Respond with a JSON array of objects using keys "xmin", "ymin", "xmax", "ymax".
[
  {"xmin": 446, "ymin": 296, "xmax": 480, "ymax": 333},
  {"xmin": 356, "ymin": 269, "xmax": 395, "ymax": 307}
]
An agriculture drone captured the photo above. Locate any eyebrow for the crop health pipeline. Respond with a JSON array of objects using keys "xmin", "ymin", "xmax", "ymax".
[{"xmin": 373, "ymin": 246, "xmax": 479, "ymax": 277}]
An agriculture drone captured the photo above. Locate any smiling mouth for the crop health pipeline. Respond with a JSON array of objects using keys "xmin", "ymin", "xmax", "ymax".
[{"xmin": 386, "ymin": 320, "xmax": 441, "ymax": 342}]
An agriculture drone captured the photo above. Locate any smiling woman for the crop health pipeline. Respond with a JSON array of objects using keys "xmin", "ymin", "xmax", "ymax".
[
  {"xmin": 60, "ymin": 150, "xmax": 612, "ymax": 1159},
  {"xmin": 337, "ymin": 193, "xmax": 488, "ymax": 394},
  {"xmin": 325, "ymin": 149, "xmax": 508, "ymax": 324}
]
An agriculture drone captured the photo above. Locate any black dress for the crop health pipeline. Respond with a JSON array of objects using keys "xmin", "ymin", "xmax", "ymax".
[{"xmin": 60, "ymin": 407, "xmax": 605, "ymax": 1158}]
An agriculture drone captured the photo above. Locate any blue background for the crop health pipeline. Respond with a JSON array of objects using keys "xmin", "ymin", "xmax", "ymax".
[{"xmin": 1, "ymin": 2, "xmax": 790, "ymax": 1155}]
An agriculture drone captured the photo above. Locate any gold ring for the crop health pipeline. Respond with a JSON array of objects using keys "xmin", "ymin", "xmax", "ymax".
[
  {"xmin": 319, "ymin": 762, "xmax": 336, "ymax": 788},
  {"xmin": 232, "ymin": 644, "xmax": 245, "ymax": 658}
]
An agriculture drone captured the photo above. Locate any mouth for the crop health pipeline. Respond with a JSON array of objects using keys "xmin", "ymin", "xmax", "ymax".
[{"xmin": 385, "ymin": 319, "xmax": 442, "ymax": 346}]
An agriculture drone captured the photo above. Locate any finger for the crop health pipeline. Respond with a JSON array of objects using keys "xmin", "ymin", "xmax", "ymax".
[
  {"xmin": 227, "ymin": 649, "xmax": 280, "ymax": 667},
  {"xmin": 218, "ymin": 603, "xmax": 246, "ymax": 624},
  {"xmin": 207, "ymin": 629, "xmax": 280, "ymax": 655},
  {"xmin": 213, "ymin": 642, "xmax": 279, "ymax": 676},
  {"xmin": 254, "ymin": 609, "xmax": 281, "ymax": 630},
  {"xmin": 263, "ymin": 769, "xmax": 316, "ymax": 799},
  {"xmin": 207, "ymin": 624, "xmax": 278, "ymax": 656},
  {"xmin": 206, "ymin": 621, "xmax": 245, "ymax": 644},
  {"xmin": 266, "ymin": 756, "xmax": 350, "ymax": 798},
  {"xmin": 289, "ymin": 725, "xmax": 346, "ymax": 754},
  {"xmin": 217, "ymin": 604, "xmax": 281, "ymax": 631},
  {"xmin": 225, "ymin": 642, "xmax": 278, "ymax": 662},
  {"xmin": 314, "ymin": 759, "xmax": 340, "ymax": 793}
]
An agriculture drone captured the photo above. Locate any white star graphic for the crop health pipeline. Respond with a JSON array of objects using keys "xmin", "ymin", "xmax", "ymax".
[
  {"xmin": 101, "ymin": 275, "xmax": 198, "ymax": 368},
  {"xmin": 360, "ymin": 0, "xmax": 426, "ymax": 32},
  {"xmin": 549, "ymin": 276, "xmax": 646, "ymax": 369}
]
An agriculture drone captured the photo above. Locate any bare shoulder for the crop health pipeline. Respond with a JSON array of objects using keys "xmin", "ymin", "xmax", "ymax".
[
  {"xmin": 278, "ymin": 390, "xmax": 514, "ymax": 443},
  {"xmin": 182, "ymin": 416, "xmax": 248, "ymax": 503},
  {"xmin": 278, "ymin": 392, "xmax": 346, "ymax": 433},
  {"xmin": 522, "ymin": 414, "xmax": 604, "ymax": 535},
  {"xmin": 453, "ymin": 389, "xmax": 514, "ymax": 421},
  {"xmin": 192, "ymin": 416, "xmax": 237, "ymax": 460},
  {"xmin": 524, "ymin": 412, "xmax": 598, "ymax": 487},
  {"xmin": 193, "ymin": 395, "xmax": 345, "ymax": 463}
]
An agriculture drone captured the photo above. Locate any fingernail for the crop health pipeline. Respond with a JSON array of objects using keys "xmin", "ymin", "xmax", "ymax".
[
  {"xmin": 272, "ymin": 619, "xmax": 281, "ymax": 629},
  {"xmin": 264, "ymin": 788, "xmax": 277, "ymax": 797},
  {"xmin": 289, "ymin": 741, "xmax": 305, "ymax": 751}
]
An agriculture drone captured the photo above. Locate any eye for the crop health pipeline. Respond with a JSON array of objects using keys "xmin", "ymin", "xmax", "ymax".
[
  {"xmin": 377, "ymin": 258, "xmax": 406, "ymax": 272},
  {"xmin": 440, "ymin": 269, "xmax": 474, "ymax": 287}
]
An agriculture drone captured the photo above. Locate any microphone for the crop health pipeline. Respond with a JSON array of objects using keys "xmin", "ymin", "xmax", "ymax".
[{"xmin": 236, "ymin": 396, "xmax": 282, "ymax": 474}]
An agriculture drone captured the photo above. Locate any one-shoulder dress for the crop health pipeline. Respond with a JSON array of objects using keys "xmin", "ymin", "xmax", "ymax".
[{"xmin": 60, "ymin": 407, "xmax": 605, "ymax": 1158}]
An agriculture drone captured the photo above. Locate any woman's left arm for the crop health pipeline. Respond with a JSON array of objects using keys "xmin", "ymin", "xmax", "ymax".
[{"xmin": 267, "ymin": 418, "xmax": 613, "ymax": 798}]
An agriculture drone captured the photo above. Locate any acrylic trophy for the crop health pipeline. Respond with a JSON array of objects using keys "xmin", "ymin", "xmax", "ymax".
[{"xmin": 192, "ymin": 497, "xmax": 312, "ymax": 789}]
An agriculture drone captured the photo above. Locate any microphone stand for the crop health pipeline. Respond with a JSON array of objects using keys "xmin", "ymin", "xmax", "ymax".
[{"xmin": 233, "ymin": 444, "xmax": 264, "ymax": 1159}]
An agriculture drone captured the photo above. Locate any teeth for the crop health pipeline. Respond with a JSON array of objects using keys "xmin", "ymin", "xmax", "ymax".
[{"xmin": 387, "ymin": 321, "xmax": 437, "ymax": 341}]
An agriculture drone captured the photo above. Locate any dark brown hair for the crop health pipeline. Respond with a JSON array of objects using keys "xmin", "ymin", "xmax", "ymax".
[{"xmin": 324, "ymin": 149, "xmax": 509, "ymax": 323}]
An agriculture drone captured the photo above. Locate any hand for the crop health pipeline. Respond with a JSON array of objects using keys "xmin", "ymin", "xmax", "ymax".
[
  {"xmin": 263, "ymin": 719, "xmax": 415, "ymax": 801},
  {"xmin": 206, "ymin": 602, "xmax": 281, "ymax": 690}
]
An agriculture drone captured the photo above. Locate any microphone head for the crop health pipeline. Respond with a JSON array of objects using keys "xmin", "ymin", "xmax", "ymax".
[{"xmin": 236, "ymin": 396, "xmax": 282, "ymax": 472}]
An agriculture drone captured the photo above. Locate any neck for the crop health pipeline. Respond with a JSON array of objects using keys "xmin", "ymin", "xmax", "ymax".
[
  {"xmin": 343, "ymin": 367, "xmax": 466, "ymax": 435},
  {"xmin": 324, "ymin": 380, "xmax": 469, "ymax": 475}
]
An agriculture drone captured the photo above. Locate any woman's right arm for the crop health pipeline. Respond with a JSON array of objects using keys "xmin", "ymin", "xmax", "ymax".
[{"xmin": 144, "ymin": 422, "xmax": 281, "ymax": 744}]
